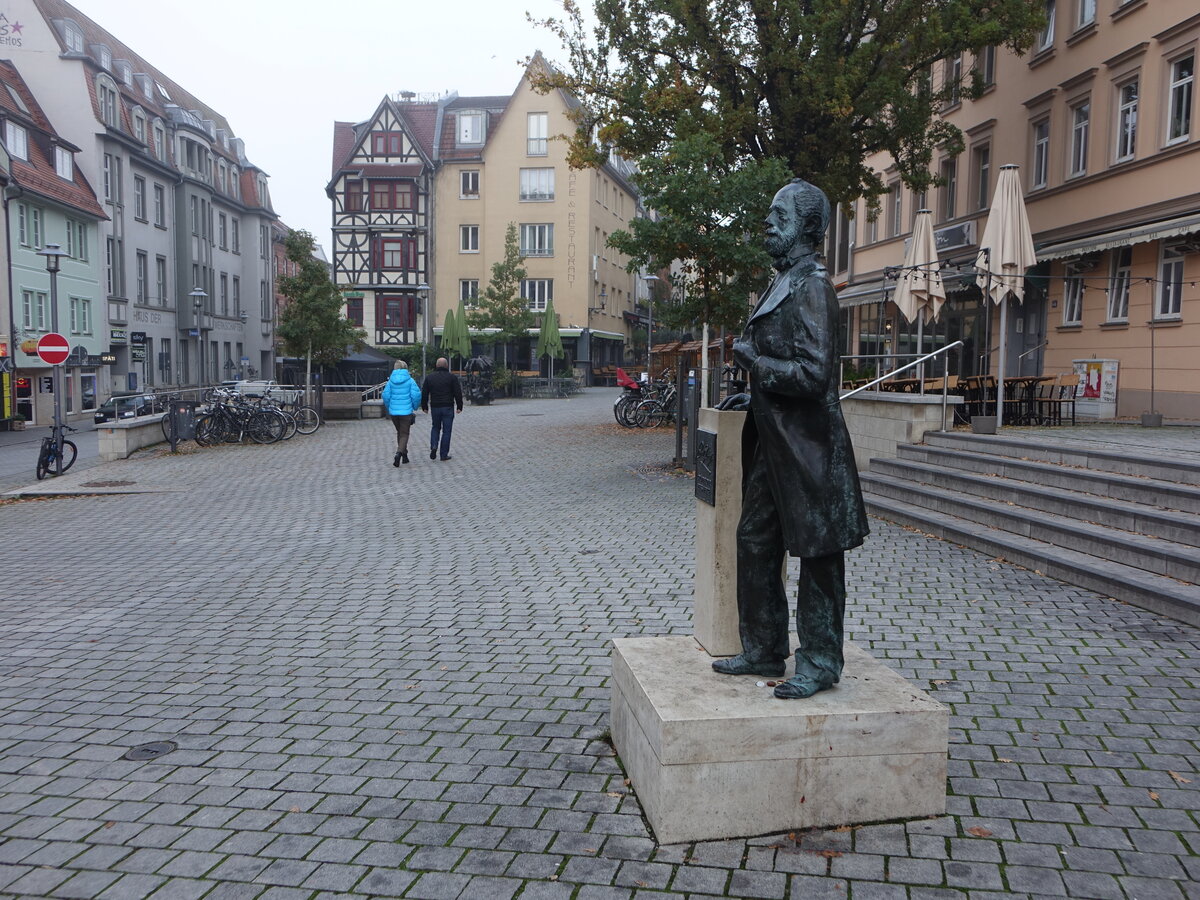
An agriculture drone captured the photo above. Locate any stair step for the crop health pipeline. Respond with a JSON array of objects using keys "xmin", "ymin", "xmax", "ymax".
[
  {"xmin": 896, "ymin": 444, "xmax": 1200, "ymax": 515},
  {"xmin": 860, "ymin": 474, "xmax": 1200, "ymax": 584},
  {"xmin": 923, "ymin": 432, "xmax": 1200, "ymax": 484},
  {"xmin": 870, "ymin": 457, "xmax": 1200, "ymax": 548},
  {"xmin": 865, "ymin": 495, "xmax": 1200, "ymax": 628}
]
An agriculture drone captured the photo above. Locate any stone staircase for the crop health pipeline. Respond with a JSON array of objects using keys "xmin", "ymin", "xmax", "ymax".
[{"xmin": 860, "ymin": 431, "xmax": 1200, "ymax": 627}]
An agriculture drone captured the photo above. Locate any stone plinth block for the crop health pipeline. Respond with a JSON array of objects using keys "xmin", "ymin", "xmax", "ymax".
[
  {"xmin": 693, "ymin": 408, "xmax": 746, "ymax": 657},
  {"xmin": 611, "ymin": 636, "xmax": 948, "ymax": 844}
]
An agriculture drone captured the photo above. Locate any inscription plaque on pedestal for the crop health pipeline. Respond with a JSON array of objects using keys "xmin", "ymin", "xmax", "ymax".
[{"xmin": 695, "ymin": 429, "xmax": 716, "ymax": 506}]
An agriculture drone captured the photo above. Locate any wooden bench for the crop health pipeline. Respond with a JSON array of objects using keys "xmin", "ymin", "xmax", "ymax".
[{"xmin": 322, "ymin": 391, "xmax": 363, "ymax": 420}]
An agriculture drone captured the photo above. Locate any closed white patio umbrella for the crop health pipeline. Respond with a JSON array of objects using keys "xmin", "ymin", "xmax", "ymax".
[
  {"xmin": 894, "ymin": 209, "xmax": 946, "ymax": 385},
  {"xmin": 975, "ymin": 165, "xmax": 1037, "ymax": 427}
]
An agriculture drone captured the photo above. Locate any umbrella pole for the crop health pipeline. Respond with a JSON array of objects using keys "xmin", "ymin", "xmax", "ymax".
[
  {"xmin": 997, "ymin": 295, "xmax": 1008, "ymax": 427},
  {"xmin": 917, "ymin": 315, "xmax": 925, "ymax": 392}
]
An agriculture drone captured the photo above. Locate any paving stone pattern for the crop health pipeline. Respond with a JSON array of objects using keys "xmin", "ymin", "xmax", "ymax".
[{"xmin": 0, "ymin": 391, "xmax": 1197, "ymax": 899}]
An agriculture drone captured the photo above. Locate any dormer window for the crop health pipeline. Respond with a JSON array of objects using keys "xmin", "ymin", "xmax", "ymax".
[
  {"xmin": 156, "ymin": 82, "xmax": 171, "ymax": 101},
  {"xmin": 457, "ymin": 111, "xmax": 484, "ymax": 145},
  {"xmin": 97, "ymin": 78, "xmax": 119, "ymax": 127},
  {"xmin": 55, "ymin": 146, "xmax": 74, "ymax": 180},
  {"xmin": 97, "ymin": 46, "xmax": 111, "ymax": 70},
  {"xmin": 153, "ymin": 121, "xmax": 165, "ymax": 160},
  {"xmin": 5, "ymin": 121, "xmax": 28, "ymax": 161},
  {"xmin": 62, "ymin": 22, "xmax": 84, "ymax": 53},
  {"xmin": 138, "ymin": 75, "xmax": 152, "ymax": 100},
  {"xmin": 117, "ymin": 61, "xmax": 132, "ymax": 85},
  {"xmin": 132, "ymin": 109, "xmax": 146, "ymax": 143},
  {"xmin": 5, "ymin": 84, "xmax": 27, "ymax": 114}
]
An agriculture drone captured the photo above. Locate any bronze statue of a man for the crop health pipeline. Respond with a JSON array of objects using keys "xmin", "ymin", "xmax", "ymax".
[{"xmin": 714, "ymin": 178, "xmax": 869, "ymax": 700}]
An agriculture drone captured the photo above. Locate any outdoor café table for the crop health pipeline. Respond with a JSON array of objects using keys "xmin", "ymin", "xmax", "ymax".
[{"xmin": 1003, "ymin": 375, "xmax": 1054, "ymax": 425}]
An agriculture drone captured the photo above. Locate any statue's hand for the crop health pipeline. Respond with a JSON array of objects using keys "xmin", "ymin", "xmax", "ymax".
[
  {"xmin": 717, "ymin": 392, "xmax": 750, "ymax": 411},
  {"xmin": 732, "ymin": 339, "xmax": 757, "ymax": 370}
]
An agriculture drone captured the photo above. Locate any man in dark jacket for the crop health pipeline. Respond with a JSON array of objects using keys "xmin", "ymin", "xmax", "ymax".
[
  {"xmin": 422, "ymin": 357, "xmax": 464, "ymax": 460},
  {"xmin": 713, "ymin": 178, "xmax": 869, "ymax": 699}
]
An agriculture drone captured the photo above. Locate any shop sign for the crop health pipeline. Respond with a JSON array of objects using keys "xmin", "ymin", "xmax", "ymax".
[
  {"xmin": 100, "ymin": 353, "xmax": 118, "ymax": 365},
  {"xmin": 131, "ymin": 346, "xmax": 147, "ymax": 362},
  {"xmin": 934, "ymin": 220, "xmax": 975, "ymax": 252},
  {"xmin": 110, "ymin": 329, "xmax": 128, "ymax": 344},
  {"xmin": 130, "ymin": 331, "xmax": 147, "ymax": 345}
]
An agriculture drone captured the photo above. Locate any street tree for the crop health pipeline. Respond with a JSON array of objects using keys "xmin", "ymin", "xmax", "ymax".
[
  {"xmin": 530, "ymin": 0, "xmax": 1043, "ymax": 209},
  {"xmin": 467, "ymin": 223, "xmax": 531, "ymax": 369},
  {"xmin": 277, "ymin": 229, "xmax": 364, "ymax": 399}
]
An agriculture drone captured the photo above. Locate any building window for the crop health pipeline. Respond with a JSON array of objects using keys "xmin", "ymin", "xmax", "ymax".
[
  {"xmin": 1157, "ymin": 242, "xmax": 1185, "ymax": 319},
  {"xmin": 369, "ymin": 181, "xmax": 415, "ymax": 210},
  {"xmin": 259, "ymin": 225, "xmax": 269, "ymax": 260},
  {"xmin": 1062, "ymin": 275, "xmax": 1083, "ymax": 325},
  {"xmin": 5, "ymin": 121, "xmax": 27, "ymax": 160},
  {"xmin": 232, "ymin": 276, "xmax": 240, "ymax": 315},
  {"xmin": 156, "ymin": 255, "xmax": 167, "ymax": 306},
  {"xmin": 1069, "ymin": 101, "xmax": 1089, "ymax": 177},
  {"xmin": 136, "ymin": 251, "xmax": 148, "ymax": 302},
  {"xmin": 345, "ymin": 295, "xmax": 363, "ymax": 326},
  {"xmin": 133, "ymin": 176, "xmax": 146, "ymax": 220},
  {"xmin": 527, "ymin": 112, "xmax": 549, "ymax": 155},
  {"xmin": 1075, "ymin": 0, "xmax": 1095, "ymax": 29},
  {"xmin": 1037, "ymin": 0, "xmax": 1055, "ymax": 52},
  {"xmin": 98, "ymin": 80, "xmax": 118, "ymax": 126},
  {"xmin": 521, "ymin": 278, "xmax": 553, "ymax": 312},
  {"xmin": 1116, "ymin": 79, "xmax": 1138, "ymax": 162},
  {"xmin": 153, "ymin": 183, "xmax": 165, "ymax": 227},
  {"xmin": 946, "ymin": 53, "xmax": 963, "ymax": 106},
  {"xmin": 23, "ymin": 290, "xmax": 48, "ymax": 330},
  {"xmin": 460, "ymin": 225, "xmax": 479, "ymax": 252},
  {"xmin": 132, "ymin": 111, "xmax": 145, "ymax": 143},
  {"xmin": 377, "ymin": 237, "xmax": 416, "ymax": 270},
  {"xmin": 460, "ymin": 170, "xmax": 479, "ymax": 198},
  {"xmin": 378, "ymin": 295, "xmax": 416, "ymax": 329},
  {"xmin": 218, "ymin": 213, "xmax": 228, "ymax": 250},
  {"xmin": 975, "ymin": 46, "xmax": 996, "ymax": 87},
  {"xmin": 889, "ymin": 182, "xmax": 902, "ymax": 237},
  {"xmin": 153, "ymin": 123, "xmax": 165, "ymax": 160},
  {"xmin": 232, "ymin": 219, "xmax": 240, "ymax": 253},
  {"xmin": 519, "ymin": 167, "xmax": 555, "ymax": 201},
  {"xmin": 1031, "ymin": 119, "xmax": 1050, "ymax": 189},
  {"xmin": 23, "ymin": 206, "xmax": 42, "ymax": 249},
  {"xmin": 972, "ymin": 145, "xmax": 991, "ymax": 209},
  {"xmin": 370, "ymin": 132, "xmax": 405, "ymax": 156},
  {"xmin": 69, "ymin": 297, "xmax": 92, "ymax": 335},
  {"xmin": 344, "ymin": 179, "xmax": 363, "ymax": 211},
  {"xmin": 939, "ymin": 158, "xmax": 957, "ymax": 221},
  {"xmin": 520, "ymin": 223, "xmax": 554, "ymax": 257},
  {"xmin": 54, "ymin": 146, "xmax": 73, "ymax": 180},
  {"xmin": 220, "ymin": 273, "xmax": 229, "ymax": 315},
  {"xmin": 102, "ymin": 153, "xmax": 122, "ymax": 203},
  {"xmin": 63, "ymin": 22, "xmax": 83, "ymax": 53},
  {"xmin": 1167, "ymin": 55, "xmax": 1194, "ymax": 145},
  {"xmin": 457, "ymin": 111, "xmax": 484, "ymax": 145},
  {"xmin": 460, "ymin": 279, "xmax": 479, "ymax": 306},
  {"xmin": 1107, "ymin": 246, "xmax": 1131, "ymax": 322},
  {"xmin": 65, "ymin": 218, "xmax": 88, "ymax": 260}
]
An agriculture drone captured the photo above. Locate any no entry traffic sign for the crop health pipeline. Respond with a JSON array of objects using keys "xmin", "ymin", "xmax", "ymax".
[{"xmin": 36, "ymin": 332, "xmax": 70, "ymax": 366}]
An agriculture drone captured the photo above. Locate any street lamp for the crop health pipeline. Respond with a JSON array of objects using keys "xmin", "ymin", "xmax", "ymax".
[
  {"xmin": 640, "ymin": 274, "xmax": 660, "ymax": 377},
  {"xmin": 189, "ymin": 287, "xmax": 207, "ymax": 388},
  {"xmin": 417, "ymin": 282, "xmax": 430, "ymax": 376},
  {"xmin": 36, "ymin": 243, "xmax": 68, "ymax": 474}
]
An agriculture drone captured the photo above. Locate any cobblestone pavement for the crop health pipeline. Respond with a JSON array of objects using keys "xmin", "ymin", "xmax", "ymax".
[{"xmin": 0, "ymin": 390, "xmax": 1197, "ymax": 900}]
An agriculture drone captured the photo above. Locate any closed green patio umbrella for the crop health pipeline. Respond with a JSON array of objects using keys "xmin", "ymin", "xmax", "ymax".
[
  {"xmin": 441, "ymin": 308, "xmax": 458, "ymax": 365},
  {"xmin": 536, "ymin": 299, "xmax": 564, "ymax": 379},
  {"xmin": 450, "ymin": 298, "xmax": 472, "ymax": 362}
]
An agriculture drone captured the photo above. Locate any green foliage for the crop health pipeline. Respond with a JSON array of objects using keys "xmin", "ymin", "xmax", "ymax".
[
  {"xmin": 529, "ymin": 0, "xmax": 1043, "ymax": 210},
  {"xmin": 608, "ymin": 132, "xmax": 789, "ymax": 331},
  {"xmin": 467, "ymin": 223, "xmax": 533, "ymax": 344},
  {"xmin": 277, "ymin": 230, "xmax": 365, "ymax": 366},
  {"xmin": 380, "ymin": 343, "xmax": 429, "ymax": 378}
]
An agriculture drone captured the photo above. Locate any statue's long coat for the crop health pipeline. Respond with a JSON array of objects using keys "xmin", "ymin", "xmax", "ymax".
[{"xmin": 740, "ymin": 253, "xmax": 870, "ymax": 558}]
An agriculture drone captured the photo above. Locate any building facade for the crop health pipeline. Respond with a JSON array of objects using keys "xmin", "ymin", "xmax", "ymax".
[
  {"xmin": 329, "ymin": 55, "xmax": 642, "ymax": 376},
  {"xmin": 842, "ymin": 2, "xmax": 1199, "ymax": 418},
  {"xmin": 2, "ymin": 0, "xmax": 277, "ymax": 427}
]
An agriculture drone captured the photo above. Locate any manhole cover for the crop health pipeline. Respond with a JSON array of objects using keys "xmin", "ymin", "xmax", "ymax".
[
  {"xmin": 81, "ymin": 480, "xmax": 136, "ymax": 488},
  {"xmin": 123, "ymin": 741, "xmax": 177, "ymax": 761}
]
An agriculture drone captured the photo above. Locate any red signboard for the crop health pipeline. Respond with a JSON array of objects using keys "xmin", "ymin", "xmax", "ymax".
[{"xmin": 36, "ymin": 332, "xmax": 70, "ymax": 366}]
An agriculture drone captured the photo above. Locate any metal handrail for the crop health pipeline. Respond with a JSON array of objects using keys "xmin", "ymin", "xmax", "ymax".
[
  {"xmin": 361, "ymin": 381, "xmax": 388, "ymax": 401},
  {"xmin": 840, "ymin": 340, "xmax": 965, "ymax": 433}
]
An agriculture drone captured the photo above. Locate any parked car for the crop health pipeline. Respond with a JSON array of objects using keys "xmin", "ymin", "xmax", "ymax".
[{"xmin": 93, "ymin": 393, "xmax": 161, "ymax": 424}]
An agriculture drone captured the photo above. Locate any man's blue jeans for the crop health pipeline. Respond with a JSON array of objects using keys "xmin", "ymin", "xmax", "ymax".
[{"xmin": 430, "ymin": 406, "xmax": 455, "ymax": 458}]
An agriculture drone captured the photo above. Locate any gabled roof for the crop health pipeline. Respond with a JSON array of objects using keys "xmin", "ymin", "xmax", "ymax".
[
  {"xmin": 0, "ymin": 59, "xmax": 105, "ymax": 219},
  {"xmin": 328, "ymin": 96, "xmax": 439, "ymax": 187}
]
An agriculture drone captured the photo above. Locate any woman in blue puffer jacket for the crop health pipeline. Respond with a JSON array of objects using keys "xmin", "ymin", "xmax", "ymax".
[{"xmin": 381, "ymin": 360, "xmax": 423, "ymax": 466}]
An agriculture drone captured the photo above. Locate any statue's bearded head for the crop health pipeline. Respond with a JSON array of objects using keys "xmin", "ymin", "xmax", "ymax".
[{"xmin": 764, "ymin": 179, "xmax": 830, "ymax": 262}]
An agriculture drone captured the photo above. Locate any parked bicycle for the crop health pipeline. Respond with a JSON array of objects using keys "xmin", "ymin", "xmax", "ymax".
[{"xmin": 35, "ymin": 423, "xmax": 78, "ymax": 480}]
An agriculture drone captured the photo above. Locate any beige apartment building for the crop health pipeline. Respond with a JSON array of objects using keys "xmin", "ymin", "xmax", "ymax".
[
  {"xmin": 842, "ymin": 2, "xmax": 1199, "ymax": 419},
  {"xmin": 329, "ymin": 54, "xmax": 642, "ymax": 378}
]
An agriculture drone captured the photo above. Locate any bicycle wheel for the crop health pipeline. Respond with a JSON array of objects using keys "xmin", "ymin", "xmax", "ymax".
[
  {"xmin": 59, "ymin": 440, "xmax": 78, "ymax": 473},
  {"xmin": 35, "ymin": 442, "xmax": 50, "ymax": 480},
  {"xmin": 632, "ymin": 399, "xmax": 657, "ymax": 428},
  {"xmin": 247, "ymin": 411, "xmax": 284, "ymax": 444},
  {"xmin": 292, "ymin": 406, "xmax": 321, "ymax": 435},
  {"xmin": 278, "ymin": 410, "xmax": 298, "ymax": 440}
]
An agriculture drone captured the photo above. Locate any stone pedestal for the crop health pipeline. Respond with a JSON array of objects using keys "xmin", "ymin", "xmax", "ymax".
[
  {"xmin": 693, "ymin": 408, "xmax": 746, "ymax": 657},
  {"xmin": 611, "ymin": 636, "xmax": 948, "ymax": 844}
]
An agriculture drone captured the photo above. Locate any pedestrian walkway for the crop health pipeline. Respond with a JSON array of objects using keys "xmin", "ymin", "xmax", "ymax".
[{"xmin": 0, "ymin": 391, "xmax": 1196, "ymax": 899}]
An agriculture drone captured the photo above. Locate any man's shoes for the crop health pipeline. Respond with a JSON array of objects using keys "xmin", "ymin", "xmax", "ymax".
[
  {"xmin": 430, "ymin": 448, "xmax": 437, "ymax": 460},
  {"xmin": 440, "ymin": 455, "xmax": 452, "ymax": 461},
  {"xmin": 711, "ymin": 654, "xmax": 785, "ymax": 678},
  {"xmin": 401, "ymin": 451, "xmax": 409, "ymax": 464},
  {"xmin": 392, "ymin": 452, "xmax": 401, "ymax": 468},
  {"xmin": 773, "ymin": 675, "xmax": 836, "ymax": 700}
]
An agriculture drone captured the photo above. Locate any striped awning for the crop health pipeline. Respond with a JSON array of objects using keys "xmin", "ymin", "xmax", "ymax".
[{"xmin": 1036, "ymin": 212, "xmax": 1200, "ymax": 262}]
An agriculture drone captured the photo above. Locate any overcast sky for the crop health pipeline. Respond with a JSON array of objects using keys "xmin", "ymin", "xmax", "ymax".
[{"xmin": 67, "ymin": 0, "xmax": 577, "ymax": 253}]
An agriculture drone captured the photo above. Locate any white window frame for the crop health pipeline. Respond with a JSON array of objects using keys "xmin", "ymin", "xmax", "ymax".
[
  {"xmin": 30, "ymin": 207, "xmax": 41, "ymax": 249},
  {"xmin": 1037, "ymin": 0, "xmax": 1055, "ymax": 52},
  {"xmin": 460, "ymin": 170, "xmax": 479, "ymax": 198},
  {"xmin": 1156, "ymin": 242, "xmax": 1185, "ymax": 319},
  {"xmin": 460, "ymin": 279, "xmax": 479, "ymax": 306},
  {"xmin": 5, "ymin": 121, "xmax": 27, "ymax": 161},
  {"xmin": 153, "ymin": 183, "xmax": 165, "ymax": 227},
  {"xmin": 1167, "ymin": 54, "xmax": 1194, "ymax": 146},
  {"xmin": 1116, "ymin": 79, "xmax": 1138, "ymax": 162},
  {"xmin": 133, "ymin": 176, "xmax": 146, "ymax": 220},
  {"xmin": 460, "ymin": 224, "xmax": 479, "ymax": 253},
  {"xmin": 1069, "ymin": 101, "xmax": 1089, "ymax": 177},
  {"xmin": 527, "ymin": 112, "xmax": 549, "ymax": 156},
  {"xmin": 136, "ymin": 251, "xmax": 148, "ymax": 303},
  {"xmin": 520, "ymin": 223, "xmax": 554, "ymax": 257},
  {"xmin": 939, "ymin": 158, "xmax": 957, "ymax": 221},
  {"xmin": 457, "ymin": 111, "xmax": 484, "ymax": 145},
  {"xmin": 889, "ymin": 182, "xmax": 902, "ymax": 237},
  {"xmin": 1062, "ymin": 274, "xmax": 1083, "ymax": 325},
  {"xmin": 98, "ymin": 78, "xmax": 118, "ymax": 127},
  {"xmin": 1031, "ymin": 119, "xmax": 1050, "ymax": 189},
  {"xmin": 156, "ymin": 256, "xmax": 168, "ymax": 306},
  {"xmin": 1075, "ymin": 0, "xmax": 1095, "ymax": 29},
  {"xmin": 54, "ymin": 146, "xmax": 73, "ymax": 180},
  {"xmin": 63, "ymin": 22, "xmax": 84, "ymax": 53},
  {"xmin": 972, "ymin": 144, "xmax": 991, "ymax": 210},
  {"xmin": 519, "ymin": 167, "xmax": 555, "ymax": 202},
  {"xmin": 521, "ymin": 278, "xmax": 553, "ymax": 312},
  {"xmin": 1107, "ymin": 246, "xmax": 1131, "ymax": 322}
]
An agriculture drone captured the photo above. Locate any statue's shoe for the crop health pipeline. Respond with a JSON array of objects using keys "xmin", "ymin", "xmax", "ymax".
[
  {"xmin": 773, "ymin": 675, "xmax": 836, "ymax": 699},
  {"xmin": 711, "ymin": 654, "xmax": 785, "ymax": 678}
]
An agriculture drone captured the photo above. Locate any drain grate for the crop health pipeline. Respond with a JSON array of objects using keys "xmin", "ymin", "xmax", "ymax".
[
  {"xmin": 123, "ymin": 740, "xmax": 177, "ymax": 761},
  {"xmin": 81, "ymin": 480, "xmax": 136, "ymax": 488},
  {"xmin": 517, "ymin": 413, "xmax": 545, "ymax": 417}
]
